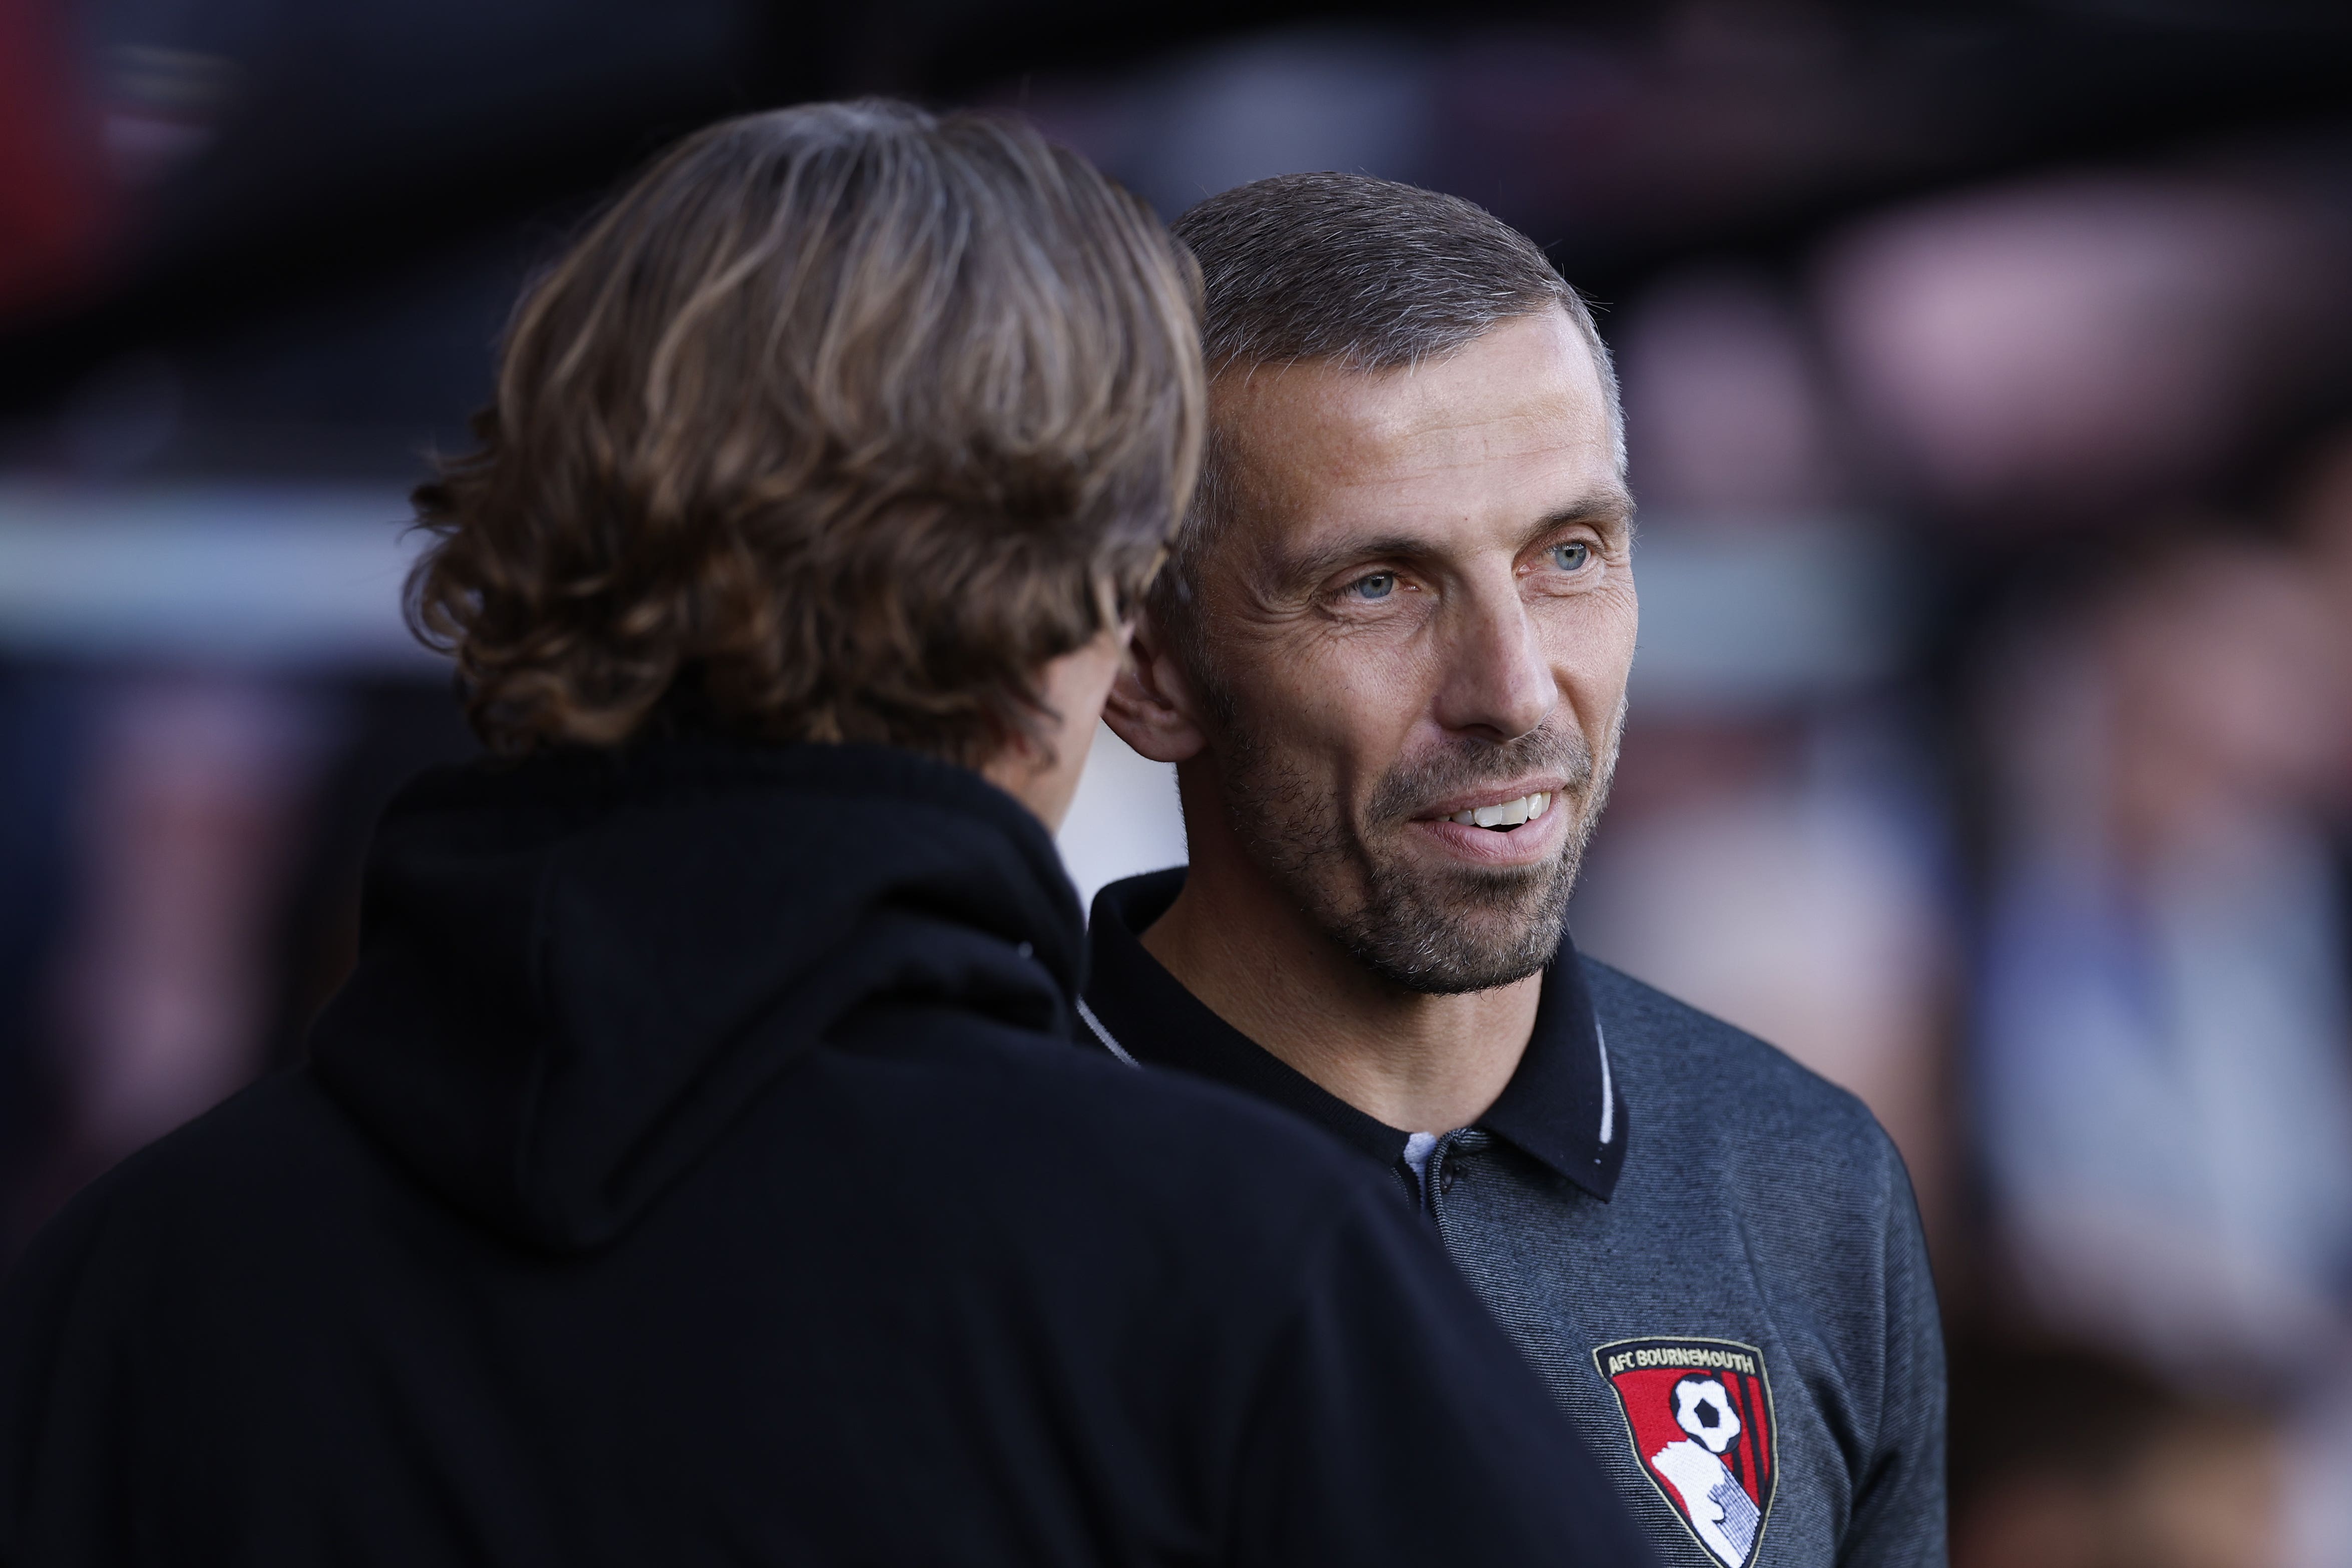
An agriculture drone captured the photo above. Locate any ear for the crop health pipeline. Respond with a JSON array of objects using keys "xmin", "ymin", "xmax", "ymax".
[{"xmin": 1103, "ymin": 612, "xmax": 1209, "ymax": 764}]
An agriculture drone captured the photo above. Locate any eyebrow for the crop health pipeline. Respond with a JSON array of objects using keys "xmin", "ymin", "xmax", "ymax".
[{"xmin": 1267, "ymin": 489, "xmax": 1636, "ymax": 594}]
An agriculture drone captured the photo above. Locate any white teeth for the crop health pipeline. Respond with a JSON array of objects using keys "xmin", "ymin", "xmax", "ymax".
[{"xmin": 1448, "ymin": 792, "xmax": 1550, "ymax": 830}]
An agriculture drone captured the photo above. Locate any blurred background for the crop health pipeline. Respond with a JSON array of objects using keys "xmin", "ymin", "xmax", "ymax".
[{"xmin": 8, "ymin": 1, "xmax": 2352, "ymax": 1561}]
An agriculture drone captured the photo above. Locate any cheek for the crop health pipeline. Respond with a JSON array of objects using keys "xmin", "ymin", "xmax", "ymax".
[
  {"xmin": 1228, "ymin": 630, "xmax": 1437, "ymax": 786},
  {"xmin": 1536, "ymin": 584, "xmax": 1639, "ymax": 709}
]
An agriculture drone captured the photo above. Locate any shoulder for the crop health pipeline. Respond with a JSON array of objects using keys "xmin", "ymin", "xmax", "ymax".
[
  {"xmin": 6, "ymin": 1072, "xmax": 379, "ymax": 1306},
  {"xmin": 1578, "ymin": 959, "xmax": 1943, "ymax": 1399},
  {"xmin": 0, "ymin": 1068, "xmax": 384, "ymax": 1475},
  {"xmin": 1581, "ymin": 956, "xmax": 1904, "ymax": 1196}
]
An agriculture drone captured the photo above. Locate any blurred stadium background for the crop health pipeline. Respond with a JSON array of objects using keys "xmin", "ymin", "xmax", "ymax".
[{"xmin": 8, "ymin": 2, "xmax": 2352, "ymax": 1562}]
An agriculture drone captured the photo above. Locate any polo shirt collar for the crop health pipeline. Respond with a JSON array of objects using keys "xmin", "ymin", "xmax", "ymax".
[{"xmin": 1081, "ymin": 869, "xmax": 1628, "ymax": 1202}]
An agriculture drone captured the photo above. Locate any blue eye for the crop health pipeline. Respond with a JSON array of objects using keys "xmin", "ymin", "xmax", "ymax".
[
  {"xmin": 1551, "ymin": 542, "xmax": 1590, "ymax": 571},
  {"xmin": 1351, "ymin": 572, "xmax": 1397, "ymax": 600}
]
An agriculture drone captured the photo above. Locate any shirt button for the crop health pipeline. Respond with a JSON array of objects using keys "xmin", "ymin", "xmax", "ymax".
[{"xmin": 1440, "ymin": 1167, "xmax": 1458, "ymax": 1194}]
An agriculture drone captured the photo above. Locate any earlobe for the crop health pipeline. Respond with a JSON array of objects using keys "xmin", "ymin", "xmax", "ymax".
[{"xmin": 1101, "ymin": 623, "xmax": 1210, "ymax": 764}]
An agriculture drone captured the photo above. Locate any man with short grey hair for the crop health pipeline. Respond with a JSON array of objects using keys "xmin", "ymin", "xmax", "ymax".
[{"xmin": 1085, "ymin": 171, "xmax": 1945, "ymax": 1568}]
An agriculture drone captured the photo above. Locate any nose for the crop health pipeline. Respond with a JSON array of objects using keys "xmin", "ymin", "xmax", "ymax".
[{"xmin": 1431, "ymin": 578, "xmax": 1557, "ymax": 741}]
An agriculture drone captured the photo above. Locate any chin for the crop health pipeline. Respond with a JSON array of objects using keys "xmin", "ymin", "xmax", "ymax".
[
  {"xmin": 1351, "ymin": 938, "xmax": 1556, "ymax": 997},
  {"xmin": 1334, "ymin": 871, "xmax": 1573, "ymax": 996}
]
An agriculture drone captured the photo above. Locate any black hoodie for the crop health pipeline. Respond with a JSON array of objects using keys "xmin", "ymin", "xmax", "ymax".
[{"xmin": 0, "ymin": 740, "xmax": 1646, "ymax": 1567}]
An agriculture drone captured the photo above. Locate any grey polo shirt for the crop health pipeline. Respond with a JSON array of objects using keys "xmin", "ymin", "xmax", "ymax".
[{"xmin": 1081, "ymin": 870, "xmax": 1946, "ymax": 1568}]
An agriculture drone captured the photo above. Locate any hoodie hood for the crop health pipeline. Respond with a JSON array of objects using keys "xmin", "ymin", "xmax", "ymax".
[{"xmin": 308, "ymin": 739, "xmax": 1083, "ymax": 1253}]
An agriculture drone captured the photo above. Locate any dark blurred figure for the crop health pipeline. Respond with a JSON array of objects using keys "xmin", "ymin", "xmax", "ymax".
[
  {"xmin": 37, "ymin": 676, "xmax": 334, "ymax": 1192},
  {"xmin": 1812, "ymin": 164, "xmax": 2352, "ymax": 1383},
  {"xmin": 0, "ymin": 672, "xmax": 80, "ymax": 1222},
  {"xmin": 1815, "ymin": 164, "xmax": 2352, "ymax": 1568},
  {"xmin": 0, "ymin": 672, "xmax": 475, "ymax": 1255},
  {"xmin": 1974, "ymin": 532, "xmax": 2352, "ymax": 1382}
]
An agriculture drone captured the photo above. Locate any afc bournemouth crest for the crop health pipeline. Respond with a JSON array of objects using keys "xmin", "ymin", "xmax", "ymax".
[{"xmin": 1593, "ymin": 1337, "xmax": 1777, "ymax": 1568}]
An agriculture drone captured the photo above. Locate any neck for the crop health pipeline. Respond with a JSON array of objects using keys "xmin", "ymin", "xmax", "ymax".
[{"xmin": 1142, "ymin": 784, "xmax": 1540, "ymax": 1134}]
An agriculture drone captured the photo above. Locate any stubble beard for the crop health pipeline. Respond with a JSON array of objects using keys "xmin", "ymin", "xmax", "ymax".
[{"xmin": 1205, "ymin": 680, "xmax": 1624, "ymax": 996}]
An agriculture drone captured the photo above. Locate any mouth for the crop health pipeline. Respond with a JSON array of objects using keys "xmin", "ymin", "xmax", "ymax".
[
  {"xmin": 1440, "ymin": 792, "xmax": 1552, "ymax": 832},
  {"xmin": 1402, "ymin": 781, "xmax": 1573, "ymax": 867},
  {"xmin": 1415, "ymin": 779, "xmax": 1566, "ymax": 834}
]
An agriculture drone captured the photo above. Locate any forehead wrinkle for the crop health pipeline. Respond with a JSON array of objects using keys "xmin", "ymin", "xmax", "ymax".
[
  {"xmin": 1214, "ymin": 366, "xmax": 1603, "ymax": 501},
  {"xmin": 1355, "ymin": 385, "xmax": 1524, "ymax": 434},
  {"xmin": 1335, "ymin": 387, "xmax": 1600, "ymax": 467}
]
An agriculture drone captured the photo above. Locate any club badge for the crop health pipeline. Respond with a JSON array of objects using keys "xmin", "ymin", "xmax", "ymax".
[{"xmin": 1593, "ymin": 1336, "xmax": 1777, "ymax": 1568}]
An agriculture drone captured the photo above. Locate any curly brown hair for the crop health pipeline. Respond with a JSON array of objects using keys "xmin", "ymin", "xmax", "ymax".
[{"xmin": 407, "ymin": 101, "xmax": 1204, "ymax": 764}]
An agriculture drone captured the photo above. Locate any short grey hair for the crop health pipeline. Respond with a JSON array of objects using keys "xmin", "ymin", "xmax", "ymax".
[{"xmin": 1156, "ymin": 172, "xmax": 1623, "ymax": 654}]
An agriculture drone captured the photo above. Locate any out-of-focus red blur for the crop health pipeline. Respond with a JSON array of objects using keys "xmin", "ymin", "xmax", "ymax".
[{"xmin": 0, "ymin": 0, "xmax": 117, "ymax": 321}]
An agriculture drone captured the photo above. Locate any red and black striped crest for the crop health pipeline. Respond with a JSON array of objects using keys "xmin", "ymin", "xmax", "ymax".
[{"xmin": 1592, "ymin": 1337, "xmax": 1777, "ymax": 1568}]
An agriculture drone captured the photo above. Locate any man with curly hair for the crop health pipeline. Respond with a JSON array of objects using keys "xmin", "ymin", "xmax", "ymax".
[{"xmin": 0, "ymin": 106, "xmax": 1648, "ymax": 1567}]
